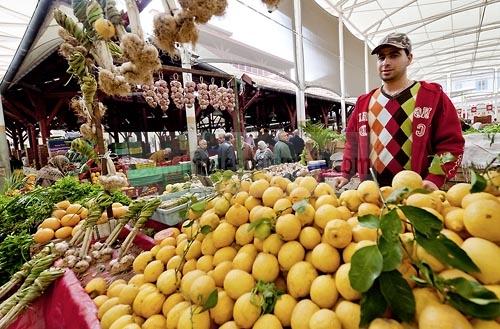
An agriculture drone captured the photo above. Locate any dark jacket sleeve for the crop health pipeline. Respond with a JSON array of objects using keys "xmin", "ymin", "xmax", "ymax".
[{"xmin": 425, "ymin": 91, "xmax": 465, "ymax": 187}]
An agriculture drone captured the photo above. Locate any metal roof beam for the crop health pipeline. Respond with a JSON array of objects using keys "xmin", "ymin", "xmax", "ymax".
[
  {"xmin": 420, "ymin": 37, "xmax": 500, "ymax": 57},
  {"xmin": 418, "ymin": 65, "xmax": 499, "ymax": 79},
  {"xmin": 416, "ymin": 59, "xmax": 500, "ymax": 77},
  {"xmin": 412, "ymin": 20, "xmax": 500, "ymax": 49},
  {"xmin": 415, "ymin": 48, "xmax": 500, "ymax": 69},
  {"xmin": 417, "ymin": 55, "xmax": 500, "ymax": 70},
  {"xmin": 363, "ymin": 0, "xmax": 419, "ymax": 34},
  {"xmin": 366, "ymin": 0, "xmax": 500, "ymax": 36},
  {"xmin": 342, "ymin": 0, "xmax": 378, "ymax": 11}
]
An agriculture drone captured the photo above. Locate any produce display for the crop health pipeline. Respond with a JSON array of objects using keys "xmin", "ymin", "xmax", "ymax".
[{"xmin": 84, "ymin": 169, "xmax": 500, "ymax": 329}]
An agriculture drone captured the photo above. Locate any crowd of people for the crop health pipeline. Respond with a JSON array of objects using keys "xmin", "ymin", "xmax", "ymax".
[{"xmin": 192, "ymin": 128, "xmax": 305, "ymax": 175}]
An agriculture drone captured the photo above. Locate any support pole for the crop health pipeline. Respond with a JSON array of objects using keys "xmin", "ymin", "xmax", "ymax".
[
  {"xmin": 293, "ymin": 0, "xmax": 307, "ymax": 135},
  {"xmin": 339, "ymin": 15, "xmax": 347, "ymax": 130},
  {"xmin": 0, "ymin": 99, "xmax": 11, "ymax": 182},
  {"xmin": 364, "ymin": 39, "xmax": 370, "ymax": 93},
  {"xmin": 180, "ymin": 47, "xmax": 198, "ymax": 174}
]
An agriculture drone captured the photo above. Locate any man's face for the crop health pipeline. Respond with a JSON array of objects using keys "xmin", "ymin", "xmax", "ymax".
[
  {"xmin": 376, "ymin": 47, "xmax": 413, "ymax": 82},
  {"xmin": 200, "ymin": 140, "xmax": 207, "ymax": 149}
]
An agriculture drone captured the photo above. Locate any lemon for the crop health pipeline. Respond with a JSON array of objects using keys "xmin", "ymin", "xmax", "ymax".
[
  {"xmin": 273, "ymin": 197, "xmax": 293, "ymax": 215},
  {"xmin": 273, "ymin": 294, "xmax": 297, "ymax": 327},
  {"xmin": 299, "ymin": 226, "xmax": 322, "ymax": 250},
  {"xmin": 335, "ymin": 300, "xmax": 361, "ymax": 329},
  {"xmin": 441, "ymin": 229, "xmax": 463, "ymax": 246},
  {"xmin": 226, "ymin": 203, "xmax": 250, "ymax": 227},
  {"xmin": 233, "ymin": 249, "xmax": 257, "ymax": 273},
  {"xmin": 446, "ymin": 183, "xmax": 471, "ymax": 207},
  {"xmin": 406, "ymin": 193, "xmax": 443, "ymax": 212},
  {"xmin": 262, "ymin": 234, "xmax": 284, "ymax": 255},
  {"xmin": 201, "ymin": 232, "xmax": 216, "ymax": 256},
  {"xmin": 224, "ymin": 269, "xmax": 255, "ymax": 299},
  {"xmin": 391, "ymin": 170, "xmax": 423, "ymax": 190},
  {"xmin": 335, "ymin": 263, "xmax": 361, "ymax": 301},
  {"xmin": 461, "ymin": 192, "xmax": 498, "ymax": 209},
  {"xmin": 213, "ymin": 222, "xmax": 236, "ymax": 248},
  {"xmin": 462, "ymin": 237, "xmax": 500, "ymax": 284},
  {"xmin": 155, "ymin": 245, "xmax": 176, "ymax": 264},
  {"xmin": 419, "ymin": 303, "xmax": 472, "ymax": 329},
  {"xmin": 357, "ymin": 180, "xmax": 381, "ymax": 204},
  {"xmin": 357, "ymin": 202, "xmax": 381, "ymax": 217},
  {"xmin": 368, "ymin": 318, "xmax": 404, "ymax": 329},
  {"xmin": 470, "ymin": 319, "xmax": 500, "ymax": 329},
  {"xmin": 444, "ymin": 208, "xmax": 465, "ymax": 232},
  {"xmin": 313, "ymin": 204, "xmax": 341, "ymax": 229},
  {"xmin": 253, "ymin": 314, "xmax": 283, "ymax": 329},
  {"xmin": 314, "ymin": 182, "xmax": 336, "ymax": 197},
  {"xmin": 463, "ymin": 199, "xmax": 500, "ymax": 242},
  {"xmin": 249, "ymin": 179, "xmax": 270, "ymax": 198},
  {"xmin": 189, "ymin": 274, "xmax": 216, "ymax": 305},
  {"xmin": 233, "ymin": 292, "xmax": 262, "ymax": 328},
  {"xmin": 438, "ymin": 269, "xmax": 477, "ymax": 282},
  {"xmin": 290, "ymin": 186, "xmax": 311, "ymax": 203},
  {"xmin": 196, "ymin": 255, "xmax": 214, "ymax": 272},
  {"xmin": 271, "ymin": 176, "xmax": 291, "ymax": 191},
  {"xmin": 414, "ymin": 244, "xmax": 445, "ymax": 272},
  {"xmin": 235, "ymin": 223, "xmax": 254, "ymax": 246},
  {"xmin": 166, "ymin": 301, "xmax": 191, "ymax": 329},
  {"xmin": 210, "ymin": 261, "xmax": 233, "ymax": 287},
  {"xmin": 290, "ymin": 299, "xmax": 320, "ymax": 329},
  {"xmin": 262, "ymin": 186, "xmax": 285, "ymax": 207},
  {"xmin": 310, "ymin": 275, "xmax": 338, "ymax": 308},
  {"xmin": 214, "ymin": 197, "xmax": 231, "ymax": 216},
  {"xmin": 278, "ymin": 241, "xmax": 305, "ymax": 271},
  {"xmin": 219, "ymin": 321, "xmax": 240, "ymax": 329},
  {"xmin": 177, "ymin": 306, "xmax": 210, "ymax": 329},
  {"xmin": 323, "ymin": 219, "xmax": 352, "ymax": 248},
  {"xmin": 275, "ymin": 214, "xmax": 301, "ymax": 241},
  {"xmin": 244, "ymin": 196, "xmax": 262, "ymax": 211},
  {"xmin": 143, "ymin": 260, "xmax": 164, "ymax": 283},
  {"xmin": 309, "ymin": 309, "xmax": 342, "ymax": 329},
  {"xmin": 132, "ymin": 251, "xmax": 154, "ymax": 273},
  {"xmin": 199, "ymin": 212, "xmax": 220, "ymax": 230},
  {"xmin": 210, "ymin": 290, "xmax": 234, "ymax": 325},
  {"xmin": 311, "ymin": 243, "xmax": 340, "ymax": 273},
  {"xmin": 287, "ymin": 261, "xmax": 318, "ymax": 298},
  {"xmin": 180, "ymin": 269, "xmax": 205, "ymax": 299},
  {"xmin": 252, "ymin": 252, "xmax": 279, "ymax": 282},
  {"xmin": 339, "ymin": 189, "xmax": 363, "ymax": 212},
  {"xmin": 231, "ymin": 191, "xmax": 249, "ymax": 205},
  {"xmin": 315, "ymin": 195, "xmax": 339, "ymax": 211},
  {"xmin": 213, "ymin": 246, "xmax": 237, "ymax": 266},
  {"xmin": 162, "ymin": 293, "xmax": 184, "ymax": 317},
  {"xmin": 295, "ymin": 203, "xmax": 316, "ymax": 226},
  {"xmin": 413, "ymin": 287, "xmax": 440, "ymax": 320}
]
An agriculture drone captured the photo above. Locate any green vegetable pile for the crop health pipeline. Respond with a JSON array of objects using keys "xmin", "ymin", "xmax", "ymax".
[
  {"xmin": 0, "ymin": 176, "xmax": 131, "ymax": 285},
  {"xmin": 464, "ymin": 123, "xmax": 500, "ymax": 135}
]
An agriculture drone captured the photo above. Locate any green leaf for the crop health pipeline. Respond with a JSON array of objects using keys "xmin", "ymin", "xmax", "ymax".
[
  {"xmin": 292, "ymin": 199, "xmax": 308, "ymax": 214},
  {"xmin": 349, "ymin": 245, "xmax": 384, "ymax": 292},
  {"xmin": 191, "ymin": 200, "xmax": 207, "ymax": 214},
  {"xmin": 379, "ymin": 270, "xmax": 416, "ymax": 322},
  {"xmin": 415, "ymin": 233, "xmax": 480, "ymax": 273},
  {"xmin": 360, "ymin": 279, "xmax": 387, "ymax": 326},
  {"xmin": 378, "ymin": 236, "xmax": 402, "ymax": 272},
  {"xmin": 200, "ymin": 225, "xmax": 212, "ymax": 235},
  {"xmin": 470, "ymin": 170, "xmax": 487, "ymax": 193},
  {"xmin": 444, "ymin": 277, "xmax": 499, "ymax": 305},
  {"xmin": 411, "ymin": 275, "xmax": 429, "ymax": 286},
  {"xmin": 428, "ymin": 155, "xmax": 446, "ymax": 175},
  {"xmin": 179, "ymin": 208, "xmax": 188, "ymax": 219},
  {"xmin": 252, "ymin": 281, "xmax": 284, "ymax": 314},
  {"xmin": 358, "ymin": 214, "xmax": 379, "ymax": 229},
  {"xmin": 380, "ymin": 209, "xmax": 403, "ymax": 240},
  {"xmin": 408, "ymin": 188, "xmax": 432, "ymax": 196},
  {"xmin": 386, "ymin": 188, "xmax": 409, "ymax": 204},
  {"xmin": 248, "ymin": 218, "xmax": 267, "ymax": 232},
  {"xmin": 202, "ymin": 289, "xmax": 219, "ymax": 311},
  {"xmin": 416, "ymin": 262, "xmax": 437, "ymax": 287},
  {"xmin": 399, "ymin": 206, "xmax": 442, "ymax": 238},
  {"xmin": 222, "ymin": 170, "xmax": 234, "ymax": 180},
  {"xmin": 447, "ymin": 292, "xmax": 500, "ymax": 320}
]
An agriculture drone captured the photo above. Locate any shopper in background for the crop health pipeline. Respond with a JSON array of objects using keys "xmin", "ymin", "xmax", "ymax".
[
  {"xmin": 334, "ymin": 32, "xmax": 464, "ymax": 190},
  {"xmin": 241, "ymin": 136, "xmax": 255, "ymax": 170},
  {"xmin": 255, "ymin": 141, "xmax": 274, "ymax": 169},
  {"xmin": 149, "ymin": 148, "xmax": 172, "ymax": 164},
  {"xmin": 284, "ymin": 133, "xmax": 297, "ymax": 163},
  {"xmin": 289, "ymin": 129, "xmax": 305, "ymax": 161},
  {"xmin": 217, "ymin": 133, "xmax": 237, "ymax": 171},
  {"xmin": 36, "ymin": 155, "xmax": 72, "ymax": 187},
  {"xmin": 245, "ymin": 133, "xmax": 255, "ymax": 148},
  {"xmin": 193, "ymin": 139, "xmax": 210, "ymax": 175},
  {"xmin": 274, "ymin": 131, "xmax": 293, "ymax": 164}
]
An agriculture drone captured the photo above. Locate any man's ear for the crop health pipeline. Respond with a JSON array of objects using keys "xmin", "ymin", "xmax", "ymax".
[{"xmin": 407, "ymin": 53, "xmax": 413, "ymax": 64}]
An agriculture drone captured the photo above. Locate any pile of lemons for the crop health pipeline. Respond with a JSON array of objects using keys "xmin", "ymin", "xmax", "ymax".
[{"xmin": 87, "ymin": 170, "xmax": 499, "ymax": 329}]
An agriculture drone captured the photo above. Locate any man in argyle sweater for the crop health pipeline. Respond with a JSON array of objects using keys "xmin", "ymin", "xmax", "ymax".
[{"xmin": 335, "ymin": 33, "xmax": 464, "ymax": 190}]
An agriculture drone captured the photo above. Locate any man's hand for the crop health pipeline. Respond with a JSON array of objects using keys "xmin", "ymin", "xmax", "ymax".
[
  {"xmin": 423, "ymin": 180, "xmax": 439, "ymax": 191},
  {"xmin": 333, "ymin": 176, "xmax": 350, "ymax": 189}
]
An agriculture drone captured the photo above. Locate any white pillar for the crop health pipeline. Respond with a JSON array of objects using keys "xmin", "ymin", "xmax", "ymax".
[
  {"xmin": 446, "ymin": 73, "xmax": 452, "ymax": 94},
  {"xmin": 339, "ymin": 15, "xmax": 347, "ymax": 130},
  {"xmin": 293, "ymin": 0, "xmax": 306, "ymax": 134},
  {"xmin": 180, "ymin": 48, "xmax": 198, "ymax": 172},
  {"xmin": 364, "ymin": 39, "xmax": 370, "ymax": 93},
  {"xmin": 494, "ymin": 68, "xmax": 499, "ymax": 121},
  {"xmin": 0, "ymin": 98, "xmax": 11, "ymax": 183}
]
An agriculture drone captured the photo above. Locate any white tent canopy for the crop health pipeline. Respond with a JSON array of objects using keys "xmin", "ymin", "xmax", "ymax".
[{"xmin": 316, "ymin": 0, "xmax": 500, "ymax": 82}]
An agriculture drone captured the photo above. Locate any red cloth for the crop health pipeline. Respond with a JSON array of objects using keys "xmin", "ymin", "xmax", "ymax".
[
  {"xmin": 341, "ymin": 81, "xmax": 464, "ymax": 187},
  {"xmin": 8, "ymin": 270, "xmax": 100, "ymax": 329}
]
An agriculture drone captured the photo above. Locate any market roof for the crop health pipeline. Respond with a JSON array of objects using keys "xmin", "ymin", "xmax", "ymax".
[{"xmin": 317, "ymin": 0, "xmax": 500, "ymax": 81}]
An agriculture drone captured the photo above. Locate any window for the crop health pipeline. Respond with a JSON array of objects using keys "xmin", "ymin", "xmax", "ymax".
[
  {"xmin": 476, "ymin": 79, "xmax": 488, "ymax": 91},
  {"xmin": 454, "ymin": 81, "xmax": 463, "ymax": 90}
]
